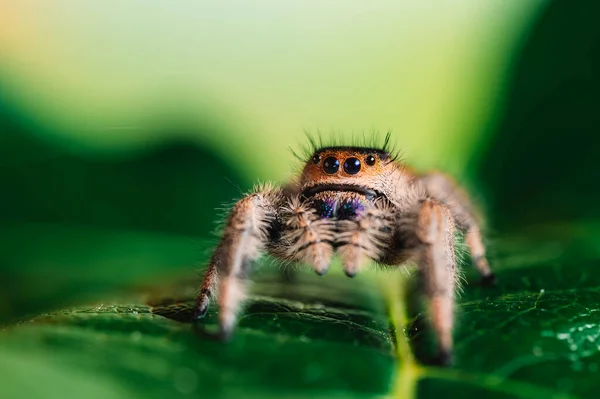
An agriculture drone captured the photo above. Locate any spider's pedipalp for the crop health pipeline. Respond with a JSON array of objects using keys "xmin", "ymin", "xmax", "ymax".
[
  {"xmin": 195, "ymin": 185, "xmax": 283, "ymax": 338},
  {"xmin": 336, "ymin": 204, "xmax": 394, "ymax": 277},
  {"xmin": 277, "ymin": 196, "xmax": 335, "ymax": 275}
]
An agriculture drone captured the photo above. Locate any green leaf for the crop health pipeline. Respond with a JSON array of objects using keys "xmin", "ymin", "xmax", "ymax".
[
  {"xmin": 400, "ymin": 226, "xmax": 600, "ymax": 399},
  {"xmin": 0, "ymin": 251, "xmax": 397, "ymax": 398}
]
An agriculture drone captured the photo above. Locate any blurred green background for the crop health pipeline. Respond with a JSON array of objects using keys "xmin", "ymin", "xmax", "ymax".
[{"xmin": 1, "ymin": 1, "xmax": 599, "ymax": 399}]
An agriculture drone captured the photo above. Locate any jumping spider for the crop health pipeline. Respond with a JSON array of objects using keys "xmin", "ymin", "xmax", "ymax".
[{"xmin": 195, "ymin": 137, "xmax": 494, "ymax": 365}]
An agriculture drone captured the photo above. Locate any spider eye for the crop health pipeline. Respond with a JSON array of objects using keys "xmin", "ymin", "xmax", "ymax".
[
  {"xmin": 366, "ymin": 155, "xmax": 376, "ymax": 166},
  {"xmin": 343, "ymin": 157, "xmax": 361, "ymax": 175},
  {"xmin": 323, "ymin": 157, "xmax": 340, "ymax": 174},
  {"xmin": 312, "ymin": 154, "xmax": 321, "ymax": 164}
]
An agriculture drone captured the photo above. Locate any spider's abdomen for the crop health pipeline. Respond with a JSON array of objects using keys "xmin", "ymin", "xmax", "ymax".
[{"xmin": 309, "ymin": 191, "xmax": 371, "ymax": 220}]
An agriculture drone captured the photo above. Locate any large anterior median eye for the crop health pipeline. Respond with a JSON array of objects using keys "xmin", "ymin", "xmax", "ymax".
[
  {"xmin": 323, "ymin": 157, "xmax": 340, "ymax": 174},
  {"xmin": 343, "ymin": 157, "xmax": 361, "ymax": 174}
]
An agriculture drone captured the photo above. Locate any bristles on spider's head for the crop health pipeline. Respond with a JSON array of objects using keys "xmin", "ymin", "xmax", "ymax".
[{"xmin": 290, "ymin": 130, "xmax": 401, "ymax": 163}]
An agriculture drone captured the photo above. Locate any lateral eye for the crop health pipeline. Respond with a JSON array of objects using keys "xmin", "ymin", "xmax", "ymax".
[
  {"xmin": 312, "ymin": 154, "xmax": 321, "ymax": 164},
  {"xmin": 323, "ymin": 157, "xmax": 340, "ymax": 174},
  {"xmin": 366, "ymin": 155, "xmax": 376, "ymax": 166}
]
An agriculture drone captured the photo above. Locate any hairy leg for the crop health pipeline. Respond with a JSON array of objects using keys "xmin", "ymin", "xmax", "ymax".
[
  {"xmin": 195, "ymin": 251, "xmax": 220, "ymax": 318},
  {"xmin": 417, "ymin": 172, "xmax": 494, "ymax": 283},
  {"xmin": 275, "ymin": 196, "xmax": 335, "ymax": 275},
  {"xmin": 195, "ymin": 185, "xmax": 282, "ymax": 339},
  {"xmin": 337, "ymin": 203, "xmax": 393, "ymax": 277},
  {"xmin": 399, "ymin": 198, "xmax": 457, "ymax": 365},
  {"xmin": 464, "ymin": 226, "xmax": 493, "ymax": 283}
]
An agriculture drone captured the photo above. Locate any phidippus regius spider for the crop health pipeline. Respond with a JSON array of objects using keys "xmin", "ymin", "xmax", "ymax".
[{"xmin": 195, "ymin": 135, "xmax": 494, "ymax": 365}]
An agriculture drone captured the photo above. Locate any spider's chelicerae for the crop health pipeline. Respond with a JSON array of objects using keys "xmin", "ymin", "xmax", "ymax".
[{"xmin": 195, "ymin": 137, "xmax": 494, "ymax": 365}]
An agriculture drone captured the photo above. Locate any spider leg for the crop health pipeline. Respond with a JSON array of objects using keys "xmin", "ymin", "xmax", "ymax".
[
  {"xmin": 399, "ymin": 198, "xmax": 457, "ymax": 365},
  {"xmin": 195, "ymin": 185, "xmax": 282, "ymax": 340},
  {"xmin": 417, "ymin": 172, "xmax": 494, "ymax": 283},
  {"xmin": 195, "ymin": 251, "xmax": 220, "ymax": 318},
  {"xmin": 275, "ymin": 197, "xmax": 335, "ymax": 275},
  {"xmin": 337, "ymin": 204, "xmax": 393, "ymax": 277},
  {"xmin": 464, "ymin": 226, "xmax": 493, "ymax": 283}
]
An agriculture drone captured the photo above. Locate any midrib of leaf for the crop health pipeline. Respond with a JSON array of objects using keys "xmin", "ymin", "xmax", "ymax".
[{"xmin": 383, "ymin": 273, "xmax": 420, "ymax": 399}]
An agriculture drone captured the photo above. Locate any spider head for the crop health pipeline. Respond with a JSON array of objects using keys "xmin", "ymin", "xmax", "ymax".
[{"xmin": 300, "ymin": 147, "xmax": 401, "ymax": 198}]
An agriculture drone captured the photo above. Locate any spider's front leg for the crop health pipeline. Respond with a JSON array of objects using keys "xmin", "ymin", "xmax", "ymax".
[
  {"xmin": 195, "ymin": 185, "xmax": 282, "ymax": 340},
  {"xmin": 401, "ymin": 198, "xmax": 457, "ymax": 365}
]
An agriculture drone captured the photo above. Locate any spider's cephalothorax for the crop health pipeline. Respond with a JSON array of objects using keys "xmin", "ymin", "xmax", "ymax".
[{"xmin": 195, "ymin": 142, "xmax": 494, "ymax": 365}]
